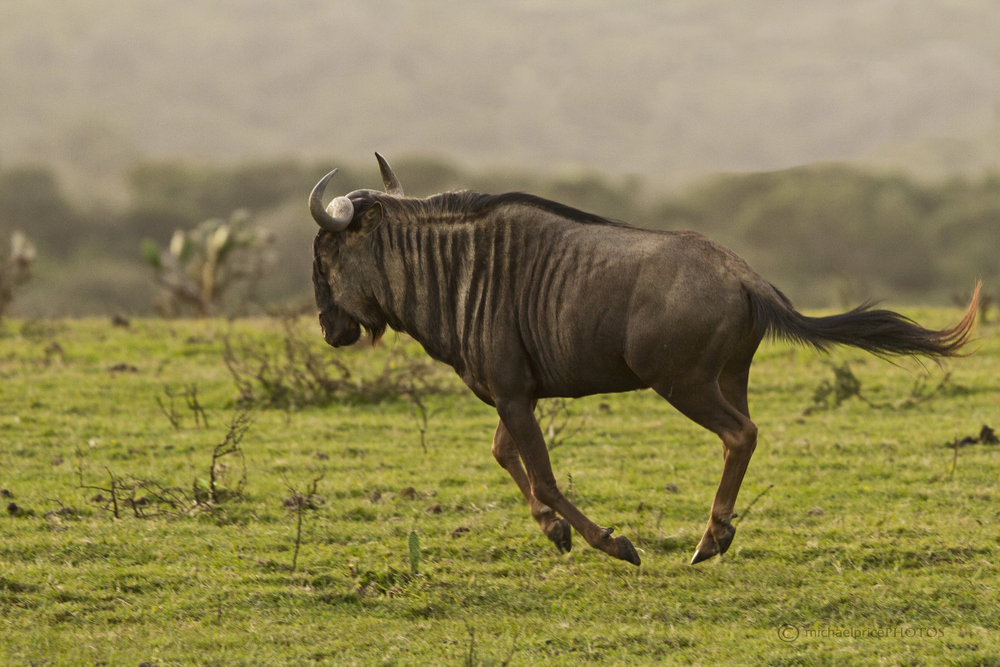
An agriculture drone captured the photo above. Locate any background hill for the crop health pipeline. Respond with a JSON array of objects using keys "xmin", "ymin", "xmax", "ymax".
[{"xmin": 0, "ymin": 1, "xmax": 998, "ymax": 315}]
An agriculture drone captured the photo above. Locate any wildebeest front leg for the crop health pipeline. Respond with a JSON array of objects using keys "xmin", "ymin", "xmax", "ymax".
[
  {"xmin": 492, "ymin": 421, "xmax": 572, "ymax": 553},
  {"xmin": 495, "ymin": 397, "xmax": 641, "ymax": 566}
]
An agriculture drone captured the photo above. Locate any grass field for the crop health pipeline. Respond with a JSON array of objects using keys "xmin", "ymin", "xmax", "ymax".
[{"xmin": 1, "ymin": 310, "xmax": 998, "ymax": 666}]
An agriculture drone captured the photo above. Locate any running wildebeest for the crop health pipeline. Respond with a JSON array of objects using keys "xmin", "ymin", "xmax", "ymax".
[{"xmin": 310, "ymin": 154, "xmax": 979, "ymax": 567}]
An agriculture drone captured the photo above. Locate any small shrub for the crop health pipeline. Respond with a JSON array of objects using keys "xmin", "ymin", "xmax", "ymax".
[
  {"xmin": 76, "ymin": 408, "xmax": 251, "ymax": 517},
  {"xmin": 223, "ymin": 317, "xmax": 447, "ymax": 409},
  {"xmin": 142, "ymin": 209, "xmax": 274, "ymax": 317},
  {"xmin": 222, "ymin": 316, "xmax": 352, "ymax": 409},
  {"xmin": 283, "ymin": 472, "xmax": 324, "ymax": 574},
  {"xmin": 0, "ymin": 231, "xmax": 36, "ymax": 317},
  {"xmin": 535, "ymin": 398, "xmax": 586, "ymax": 451},
  {"xmin": 807, "ymin": 362, "xmax": 862, "ymax": 413},
  {"xmin": 805, "ymin": 361, "xmax": 954, "ymax": 414}
]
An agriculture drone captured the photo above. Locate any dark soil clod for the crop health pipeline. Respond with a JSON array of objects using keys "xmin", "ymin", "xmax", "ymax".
[
  {"xmin": 946, "ymin": 424, "xmax": 998, "ymax": 448},
  {"xmin": 108, "ymin": 363, "xmax": 138, "ymax": 373}
]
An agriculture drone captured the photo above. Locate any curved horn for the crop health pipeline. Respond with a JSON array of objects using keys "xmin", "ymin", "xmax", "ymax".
[
  {"xmin": 309, "ymin": 168, "xmax": 354, "ymax": 232},
  {"xmin": 375, "ymin": 152, "xmax": 404, "ymax": 196}
]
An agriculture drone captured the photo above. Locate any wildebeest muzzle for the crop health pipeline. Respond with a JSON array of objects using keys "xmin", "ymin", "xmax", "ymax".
[{"xmin": 318, "ymin": 306, "xmax": 361, "ymax": 347}]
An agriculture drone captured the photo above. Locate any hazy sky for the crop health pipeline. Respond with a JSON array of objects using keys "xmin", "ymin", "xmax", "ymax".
[{"xmin": 2, "ymin": 0, "xmax": 999, "ymax": 178}]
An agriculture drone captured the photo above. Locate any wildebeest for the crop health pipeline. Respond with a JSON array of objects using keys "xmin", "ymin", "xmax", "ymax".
[{"xmin": 310, "ymin": 154, "xmax": 978, "ymax": 567}]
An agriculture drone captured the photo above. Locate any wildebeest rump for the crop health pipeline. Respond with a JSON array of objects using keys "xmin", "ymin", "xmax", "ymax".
[{"xmin": 310, "ymin": 154, "xmax": 978, "ymax": 566}]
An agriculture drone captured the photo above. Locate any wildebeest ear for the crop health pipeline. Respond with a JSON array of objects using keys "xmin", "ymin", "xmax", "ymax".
[{"xmin": 356, "ymin": 201, "xmax": 384, "ymax": 234}]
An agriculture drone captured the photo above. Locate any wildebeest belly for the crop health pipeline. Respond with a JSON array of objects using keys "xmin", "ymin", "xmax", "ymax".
[
  {"xmin": 511, "ymin": 227, "xmax": 754, "ymax": 398},
  {"xmin": 515, "ymin": 240, "xmax": 651, "ymax": 398}
]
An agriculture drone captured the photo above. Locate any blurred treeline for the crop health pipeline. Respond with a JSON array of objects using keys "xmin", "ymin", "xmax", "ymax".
[{"xmin": 0, "ymin": 156, "xmax": 996, "ymax": 316}]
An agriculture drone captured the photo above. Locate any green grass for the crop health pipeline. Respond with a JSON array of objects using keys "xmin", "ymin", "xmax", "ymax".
[{"xmin": 1, "ymin": 311, "xmax": 999, "ymax": 665}]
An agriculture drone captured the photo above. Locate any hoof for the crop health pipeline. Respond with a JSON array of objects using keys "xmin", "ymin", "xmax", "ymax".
[
  {"xmin": 691, "ymin": 523, "xmax": 736, "ymax": 564},
  {"xmin": 615, "ymin": 536, "xmax": 641, "ymax": 566},
  {"xmin": 544, "ymin": 517, "xmax": 572, "ymax": 554},
  {"xmin": 717, "ymin": 525, "xmax": 736, "ymax": 555},
  {"xmin": 690, "ymin": 548, "xmax": 715, "ymax": 565}
]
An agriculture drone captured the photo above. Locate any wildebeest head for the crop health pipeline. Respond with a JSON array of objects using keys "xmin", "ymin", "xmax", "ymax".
[{"xmin": 310, "ymin": 154, "xmax": 402, "ymax": 347}]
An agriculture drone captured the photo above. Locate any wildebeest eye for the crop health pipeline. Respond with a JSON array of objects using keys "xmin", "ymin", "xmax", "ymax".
[
  {"xmin": 312, "ymin": 256, "xmax": 332, "ymax": 308},
  {"xmin": 312, "ymin": 234, "xmax": 339, "ymax": 310},
  {"xmin": 313, "ymin": 229, "xmax": 343, "ymax": 254}
]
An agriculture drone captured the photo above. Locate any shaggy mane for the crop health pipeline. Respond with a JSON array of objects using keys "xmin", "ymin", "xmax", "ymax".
[{"xmin": 373, "ymin": 191, "xmax": 634, "ymax": 228}]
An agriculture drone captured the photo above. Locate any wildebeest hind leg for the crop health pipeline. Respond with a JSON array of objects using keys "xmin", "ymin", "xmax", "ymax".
[
  {"xmin": 656, "ymin": 377, "xmax": 757, "ymax": 565},
  {"xmin": 492, "ymin": 421, "xmax": 572, "ymax": 553},
  {"xmin": 495, "ymin": 397, "xmax": 641, "ymax": 566}
]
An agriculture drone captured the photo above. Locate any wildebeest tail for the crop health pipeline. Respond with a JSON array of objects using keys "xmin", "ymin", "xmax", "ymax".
[{"xmin": 748, "ymin": 281, "xmax": 980, "ymax": 358}]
